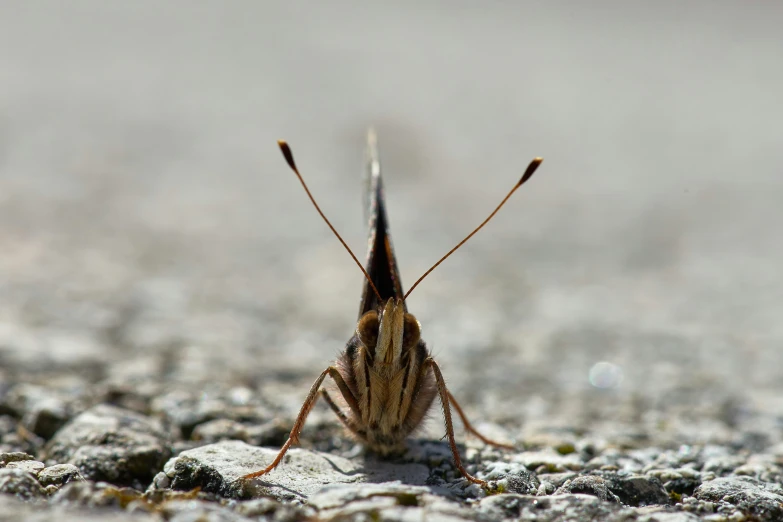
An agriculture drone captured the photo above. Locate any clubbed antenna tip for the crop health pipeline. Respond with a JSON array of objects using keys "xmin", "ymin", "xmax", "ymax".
[
  {"xmin": 278, "ymin": 140, "xmax": 297, "ymax": 171},
  {"xmin": 518, "ymin": 157, "xmax": 544, "ymax": 186}
]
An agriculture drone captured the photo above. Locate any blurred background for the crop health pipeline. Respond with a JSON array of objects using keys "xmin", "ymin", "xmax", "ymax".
[{"xmin": 1, "ymin": 2, "xmax": 781, "ymax": 443}]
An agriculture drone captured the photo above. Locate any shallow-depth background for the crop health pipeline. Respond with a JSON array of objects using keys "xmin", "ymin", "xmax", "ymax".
[{"xmin": 1, "ymin": 2, "xmax": 781, "ymax": 443}]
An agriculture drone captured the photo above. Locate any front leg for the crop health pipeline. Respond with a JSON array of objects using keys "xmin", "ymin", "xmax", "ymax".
[
  {"xmin": 243, "ymin": 366, "xmax": 358, "ymax": 479},
  {"xmin": 425, "ymin": 357, "xmax": 489, "ymax": 487},
  {"xmin": 320, "ymin": 389, "xmax": 358, "ymax": 433}
]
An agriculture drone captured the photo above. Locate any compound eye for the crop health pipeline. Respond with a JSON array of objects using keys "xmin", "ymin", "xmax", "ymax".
[
  {"xmin": 356, "ymin": 310, "xmax": 379, "ymax": 349},
  {"xmin": 402, "ymin": 313, "xmax": 421, "ymax": 350}
]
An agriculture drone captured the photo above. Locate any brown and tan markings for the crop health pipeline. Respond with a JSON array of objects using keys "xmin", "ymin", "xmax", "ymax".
[{"xmin": 244, "ymin": 131, "xmax": 543, "ymax": 487}]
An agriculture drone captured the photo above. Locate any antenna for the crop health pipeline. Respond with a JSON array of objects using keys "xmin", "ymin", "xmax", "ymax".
[
  {"xmin": 277, "ymin": 140, "xmax": 383, "ymax": 304},
  {"xmin": 403, "ymin": 157, "xmax": 544, "ymax": 300}
]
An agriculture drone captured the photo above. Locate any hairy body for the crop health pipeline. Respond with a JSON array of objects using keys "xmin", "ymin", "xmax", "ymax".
[{"xmin": 336, "ymin": 300, "xmax": 436, "ymax": 455}]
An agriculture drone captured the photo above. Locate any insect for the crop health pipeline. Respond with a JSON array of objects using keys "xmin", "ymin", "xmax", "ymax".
[{"xmin": 244, "ymin": 131, "xmax": 543, "ymax": 487}]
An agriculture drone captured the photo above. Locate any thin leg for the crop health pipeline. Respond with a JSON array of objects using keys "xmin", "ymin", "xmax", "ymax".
[
  {"xmin": 425, "ymin": 358, "xmax": 488, "ymax": 487},
  {"xmin": 320, "ymin": 389, "xmax": 353, "ymax": 431},
  {"xmin": 328, "ymin": 367, "xmax": 362, "ymax": 421},
  {"xmin": 243, "ymin": 366, "xmax": 359, "ymax": 480},
  {"xmin": 447, "ymin": 391, "xmax": 515, "ymax": 450}
]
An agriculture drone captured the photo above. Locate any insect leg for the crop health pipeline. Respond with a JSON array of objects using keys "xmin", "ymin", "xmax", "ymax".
[
  {"xmin": 327, "ymin": 367, "xmax": 362, "ymax": 421},
  {"xmin": 425, "ymin": 357, "xmax": 488, "ymax": 487},
  {"xmin": 320, "ymin": 389, "xmax": 354, "ymax": 430},
  {"xmin": 243, "ymin": 366, "xmax": 359, "ymax": 479},
  {"xmin": 447, "ymin": 391, "xmax": 515, "ymax": 450}
]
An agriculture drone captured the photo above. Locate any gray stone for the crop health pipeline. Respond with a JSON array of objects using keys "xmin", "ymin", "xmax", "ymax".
[
  {"xmin": 481, "ymin": 462, "xmax": 540, "ymax": 494},
  {"xmin": 50, "ymin": 480, "xmax": 145, "ymax": 509},
  {"xmin": 636, "ymin": 512, "xmax": 701, "ymax": 522},
  {"xmin": 479, "ymin": 493, "xmax": 633, "ymax": 520},
  {"xmin": 191, "ymin": 418, "xmax": 250, "ymax": 443},
  {"xmin": 23, "ymin": 397, "xmax": 71, "ymax": 440},
  {"xmin": 0, "ymin": 452, "xmax": 35, "ymax": 465},
  {"xmin": 0, "ymin": 415, "xmax": 15, "ymax": 433},
  {"xmin": 0, "ymin": 423, "xmax": 44, "ymax": 457},
  {"xmin": 537, "ymin": 472, "xmax": 579, "ymax": 489},
  {"xmin": 648, "ymin": 466, "xmax": 702, "ymax": 500},
  {"xmin": 308, "ymin": 482, "xmax": 437, "ymax": 511},
  {"xmin": 537, "ymin": 480, "xmax": 556, "ymax": 496},
  {"xmin": 5, "ymin": 460, "xmax": 45, "ymax": 475},
  {"xmin": 0, "ymin": 494, "xmax": 159, "ymax": 521},
  {"xmin": 309, "ymin": 483, "xmax": 473, "ymax": 521},
  {"xmin": 0, "ymin": 416, "xmax": 20, "ymax": 452},
  {"xmin": 479, "ymin": 492, "xmax": 536, "ymax": 519},
  {"xmin": 150, "ymin": 390, "xmax": 228, "ymax": 440},
  {"xmin": 148, "ymin": 471, "xmax": 170, "ymax": 490},
  {"xmin": 37, "ymin": 463, "xmax": 84, "ymax": 487},
  {"xmin": 159, "ymin": 500, "xmax": 258, "ymax": 522},
  {"xmin": 733, "ymin": 431, "xmax": 771, "ymax": 453},
  {"xmin": 0, "ymin": 468, "xmax": 46, "ymax": 500},
  {"xmin": 244, "ymin": 420, "xmax": 292, "ymax": 448},
  {"xmin": 150, "ymin": 388, "xmax": 273, "ymax": 441},
  {"xmin": 600, "ymin": 473, "xmax": 670, "ymax": 507},
  {"xmin": 694, "ymin": 476, "xmax": 783, "ymax": 520},
  {"xmin": 661, "ymin": 475, "xmax": 701, "ymax": 498},
  {"xmin": 99, "ymin": 383, "xmax": 156, "ymax": 416},
  {"xmin": 2, "ymin": 384, "xmax": 77, "ymax": 440},
  {"xmin": 233, "ymin": 497, "xmax": 314, "ymax": 520},
  {"xmin": 678, "ymin": 495, "xmax": 717, "ymax": 516},
  {"xmin": 555, "ymin": 475, "xmax": 620, "ymax": 503},
  {"xmin": 44, "ymin": 404, "xmax": 171, "ymax": 488},
  {"xmin": 732, "ymin": 453, "xmax": 783, "ymax": 483},
  {"xmin": 162, "ymin": 440, "xmax": 429, "ymax": 500},
  {"xmin": 701, "ymin": 454, "xmax": 746, "ymax": 476}
]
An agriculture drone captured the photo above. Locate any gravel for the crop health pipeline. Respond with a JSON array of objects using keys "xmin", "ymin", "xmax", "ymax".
[
  {"xmin": 3, "ymin": 411, "xmax": 781, "ymax": 521},
  {"xmin": 44, "ymin": 404, "xmax": 172, "ymax": 489},
  {"xmin": 0, "ymin": 469, "xmax": 47, "ymax": 500},
  {"xmin": 37, "ymin": 464, "xmax": 84, "ymax": 488},
  {"xmin": 693, "ymin": 477, "xmax": 783, "ymax": 520},
  {"xmin": 161, "ymin": 439, "xmax": 430, "ymax": 500}
]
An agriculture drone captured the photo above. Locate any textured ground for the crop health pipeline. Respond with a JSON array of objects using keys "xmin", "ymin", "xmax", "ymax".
[{"xmin": 1, "ymin": 2, "xmax": 783, "ymax": 521}]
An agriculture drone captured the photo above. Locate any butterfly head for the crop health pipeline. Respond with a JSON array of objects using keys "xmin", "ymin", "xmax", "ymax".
[{"xmin": 356, "ymin": 298, "xmax": 420, "ymax": 368}]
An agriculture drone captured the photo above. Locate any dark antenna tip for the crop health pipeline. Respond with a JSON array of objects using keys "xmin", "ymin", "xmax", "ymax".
[
  {"xmin": 518, "ymin": 157, "xmax": 544, "ymax": 186},
  {"xmin": 278, "ymin": 140, "xmax": 297, "ymax": 171}
]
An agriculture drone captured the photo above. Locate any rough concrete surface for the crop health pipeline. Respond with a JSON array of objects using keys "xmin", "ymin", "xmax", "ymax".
[{"xmin": 1, "ymin": 2, "xmax": 782, "ymax": 521}]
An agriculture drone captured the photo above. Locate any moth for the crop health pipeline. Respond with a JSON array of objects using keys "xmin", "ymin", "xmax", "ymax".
[{"xmin": 244, "ymin": 131, "xmax": 542, "ymax": 487}]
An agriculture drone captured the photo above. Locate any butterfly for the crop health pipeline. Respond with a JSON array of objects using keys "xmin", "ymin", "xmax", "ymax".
[{"xmin": 244, "ymin": 130, "xmax": 542, "ymax": 487}]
